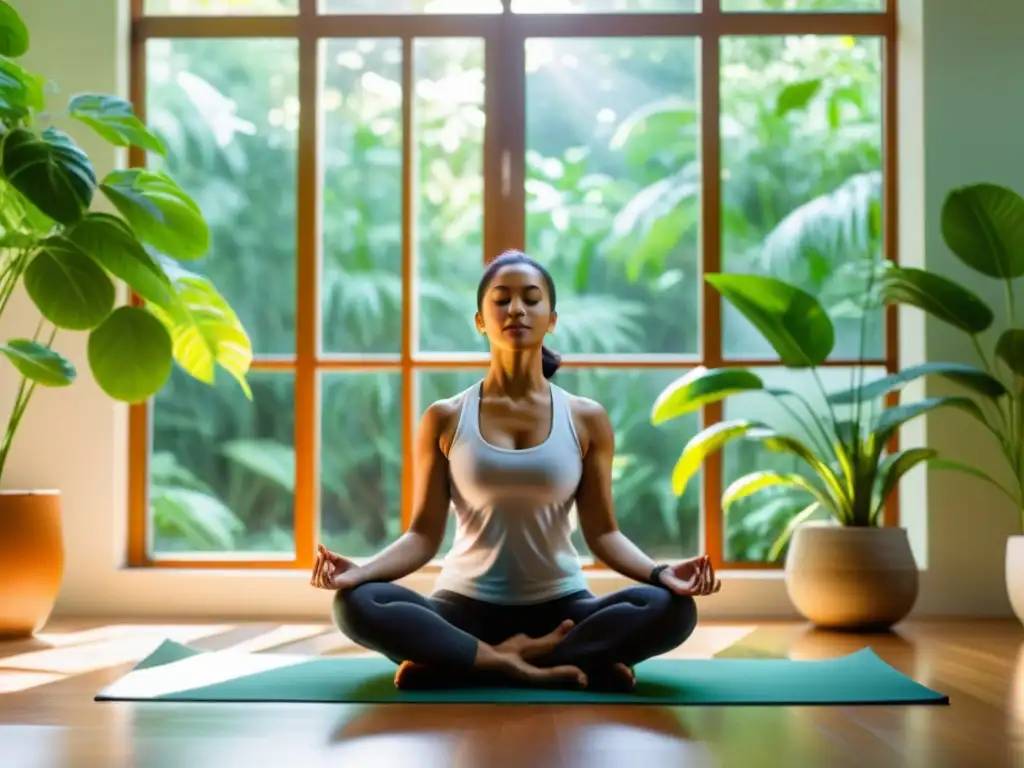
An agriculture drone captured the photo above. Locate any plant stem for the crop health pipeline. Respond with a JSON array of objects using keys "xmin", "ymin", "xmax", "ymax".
[{"xmin": 0, "ymin": 376, "xmax": 36, "ymax": 482}]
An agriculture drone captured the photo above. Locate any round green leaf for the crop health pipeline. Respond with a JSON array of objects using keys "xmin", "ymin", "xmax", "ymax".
[
  {"xmin": 87, "ymin": 306, "xmax": 173, "ymax": 402},
  {"xmin": 0, "ymin": 2, "xmax": 29, "ymax": 58},
  {"xmin": 100, "ymin": 169, "xmax": 210, "ymax": 260},
  {"xmin": 68, "ymin": 94, "xmax": 166, "ymax": 156},
  {"xmin": 2, "ymin": 127, "xmax": 96, "ymax": 225},
  {"xmin": 706, "ymin": 273, "xmax": 834, "ymax": 366},
  {"xmin": 996, "ymin": 329, "xmax": 1024, "ymax": 376},
  {"xmin": 941, "ymin": 183, "xmax": 1024, "ymax": 279},
  {"xmin": 0, "ymin": 338, "xmax": 75, "ymax": 387},
  {"xmin": 880, "ymin": 265, "xmax": 993, "ymax": 335},
  {"xmin": 651, "ymin": 366, "xmax": 763, "ymax": 425},
  {"xmin": 24, "ymin": 237, "xmax": 115, "ymax": 330},
  {"xmin": 0, "ymin": 59, "xmax": 44, "ymax": 119},
  {"xmin": 67, "ymin": 212, "xmax": 173, "ymax": 307}
]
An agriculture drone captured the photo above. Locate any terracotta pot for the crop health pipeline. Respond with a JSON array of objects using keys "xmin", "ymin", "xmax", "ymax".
[
  {"xmin": 0, "ymin": 490, "xmax": 64, "ymax": 638},
  {"xmin": 784, "ymin": 522, "xmax": 918, "ymax": 631}
]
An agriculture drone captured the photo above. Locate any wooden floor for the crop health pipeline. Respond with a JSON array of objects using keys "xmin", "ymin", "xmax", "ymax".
[{"xmin": 0, "ymin": 618, "xmax": 1019, "ymax": 767}]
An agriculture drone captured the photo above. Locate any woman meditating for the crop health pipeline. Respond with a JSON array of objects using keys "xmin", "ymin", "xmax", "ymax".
[{"xmin": 310, "ymin": 249, "xmax": 721, "ymax": 691}]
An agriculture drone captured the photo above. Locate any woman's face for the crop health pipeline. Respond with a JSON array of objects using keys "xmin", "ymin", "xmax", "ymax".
[{"xmin": 476, "ymin": 263, "xmax": 557, "ymax": 351}]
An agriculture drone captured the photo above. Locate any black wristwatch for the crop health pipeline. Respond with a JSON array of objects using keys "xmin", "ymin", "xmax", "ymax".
[{"xmin": 649, "ymin": 564, "xmax": 670, "ymax": 587}]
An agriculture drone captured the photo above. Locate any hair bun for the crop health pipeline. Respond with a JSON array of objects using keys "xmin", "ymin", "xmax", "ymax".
[{"xmin": 541, "ymin": 345, "xmax": 562, "ymax": 380}]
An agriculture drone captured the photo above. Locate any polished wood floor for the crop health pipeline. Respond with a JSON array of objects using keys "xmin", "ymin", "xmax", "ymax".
[{"xmin": 0, "ymin": 618, "xmax": 1019, "ymax": 767}]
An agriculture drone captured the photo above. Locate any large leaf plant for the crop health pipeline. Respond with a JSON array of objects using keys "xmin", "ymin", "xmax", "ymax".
[
  {"xmin": 0, "ymin": 2, "xmax": 251, "ymax": 480},
  {"xmin": 882, "ymin": 182, "xmax": 1024, "ymax": 530},
  {"xmin": 649, "ymin": 267, "xmax": 999, "ymax": 560}
]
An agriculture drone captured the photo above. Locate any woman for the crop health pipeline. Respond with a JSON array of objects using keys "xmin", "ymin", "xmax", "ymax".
[{"xmin": 310, "ymin": 249, "xmax": 721, "ymax": 691}]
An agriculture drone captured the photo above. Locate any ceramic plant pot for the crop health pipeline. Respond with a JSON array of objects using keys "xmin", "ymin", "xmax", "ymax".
[
  {"xmin": 784, "ymin": 522, "xmax": 918, "ymax": 631},
  {"xmin": 0, "ymin": 490, "xmax": 64, "ymax": 638}
]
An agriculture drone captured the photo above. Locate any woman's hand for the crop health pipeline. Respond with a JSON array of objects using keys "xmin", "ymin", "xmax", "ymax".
[
  {"xmin": 310, "ymin": 543, "xmax": 360, "ymax": 591},
  {"xmin": 659, "ymin": 554, "xmax": 721, "ymax": 597}
]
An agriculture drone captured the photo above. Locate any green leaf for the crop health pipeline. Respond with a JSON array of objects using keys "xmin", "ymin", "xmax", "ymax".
[
  {"xmin": 827, "ymin": 361, "xmax": 1007, "ymax": 404},
  {"xmin": 147, "ymin": 273, "xmax": 252, "ymax": 398},
  {"xmin": 721, "ymin": 470, "xmax": 821, "ymax": 510},
  {"xmin": 68, "ymin": 94, "xmax": 167, "ymax": 156},
  {"xmin": 768, "ymin": 502, "xmax": 826, "ymax": 561},
  {"xmin": 875, "ymin": 447, "xmax": 936, "ymax": 520},
  {"xmin": 746, "ymin": 427, "xmax": 850, "ymax": 518},
  {"xmin": 651, "ymin": 366, "xmax": 763, "ymax": 425},
  {"xmin": 2, "ymin": 127, "xmax": 96, "ymax": 225},
  {"xmin": 941, "ymin": 183, "xmax": 1024, "ymax": 279},
  {"xmin": 24, "ymin": 236, "xmax": 114, "ymax": 330},
  {"xmin": 671, "ymin": 419, "xmax": 763, "ymax": 496},
  {"xmin": 66, "ymin": 212, "xmax": 173, "ymax": 307},
  {"xmin": 929, "ymin": 458, "xmax": 1019, "ymax": 506},
  {"xmin": 873, "ymin": 396, "xmax": 987, "ymax": 444},
  {"xmin": 221, "ymin": 439, "xmax": 295, "ymax": 493},
  {"xmin": 0, "ymin": 338, "xmax": 75, "ymax": 387},
  {"xmin": 880, "ymin": 265, "xmax": 994, "ymax": 335},
  {"xmin": 775, "ymin": 78, "xmax": 822, "ymax": 116},
  {"xmin": 0, "ymin": 1, "xmax": 29, "ymax": 58},
  {"xmin": 150, "ymin": 486, "xmax": 243, "ymax": 550},
  {"xmin": 706, "ymin": 273, "xmax": 834, "ymax": 367},
  {"xmin": 0, "ymin": 59, "xmax": 44, "ymax": 117},
  {"xmin": 100, "ymin": 169, "xmax": 210, "ymax": 260},
  {"xmin": 996, "ymin": 329, "xmax": 1024, "ymax": 376},
  {"xmin": 87, "ymin": 305, "xmax": 173, "ymax": 402}
]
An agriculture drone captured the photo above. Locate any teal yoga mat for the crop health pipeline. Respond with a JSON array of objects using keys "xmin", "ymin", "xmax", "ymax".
[{"xmin": 95, "ymin": 639, "xmax": 948, "ymax": 706}]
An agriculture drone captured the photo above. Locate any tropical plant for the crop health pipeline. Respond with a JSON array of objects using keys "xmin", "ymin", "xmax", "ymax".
[
  {"xmin": 0, "ymin": 1, "xmax": 250, "ymax": 480},
  {"xmin": 649, "ymin": 268, "xmax": 998, "ymax": 560},
  {"xmin": 881, "ymin": 182, "xmax": 1024, "ymax": 530}
]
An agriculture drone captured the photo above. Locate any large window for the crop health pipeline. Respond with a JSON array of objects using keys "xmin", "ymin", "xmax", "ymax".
[{"xmin": 128, "ymin": 0, "xmax": 898, "ymax": 570}]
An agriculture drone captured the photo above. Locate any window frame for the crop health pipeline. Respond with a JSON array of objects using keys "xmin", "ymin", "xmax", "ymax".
[{"xmin": 126, "ymin": 0, "xmax": 900, "ymax": 571}]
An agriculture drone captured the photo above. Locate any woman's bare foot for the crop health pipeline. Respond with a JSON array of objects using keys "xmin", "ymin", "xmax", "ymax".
[
  {"xmin": 494, "ymin": 619, "xmax": 575, "ymax": 660},
  {"xmin": 394, "ymin": 660, "xmax": 440, "ymax": 690},
  {"xmin": 609, "ymin": 662, "xmax": 636, "ymax": 691}
]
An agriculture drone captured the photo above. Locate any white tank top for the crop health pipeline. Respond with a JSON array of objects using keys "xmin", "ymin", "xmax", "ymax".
[{"xmin": 434, "ymin": 380, "xmax": 589, "ymax": 604}]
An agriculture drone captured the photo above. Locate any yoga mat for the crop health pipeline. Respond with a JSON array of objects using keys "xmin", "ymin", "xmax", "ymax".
[{"xmin": 95, "ymin": 639, "xmax": 948, "ymax": 706}]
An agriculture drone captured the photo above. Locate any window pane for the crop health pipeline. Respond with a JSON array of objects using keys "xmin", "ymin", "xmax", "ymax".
[
  {"xmin": 320, "ymin": 39, "xmax": 403, "ymax": 355},
  {"xmin": 721, "ymin": 366, "xmax": 887, "ymax": 563},
  {"xmin": 320, "ymin": 372, "xmax": 402, "ymax": 557},
  {"xmin": 417, "ymin": 368, "xmax": 698, "ymax": 562},
  {"xmin": 513, "ymin": 0, "xmax": 697, "ymax": 11},
  {"xmin": 525, "ymin": 38, "xmax": 700, "ymax": 356},
  {"xmin": 416, "ymin": 39, "xmax": 486, "ymax": 354},
  {"xmin": 320, "ymin": 0, "xmax": 501, "ymax": 12},
  {"xmin": 146, "ymin": 0, "xmax": 297, "ymax": 13},
  {"xmin": 720, "ymin": 36, "xmax": 884, "ymax": 361},
  {"xmin": 150, "ymin": 370, "xmax": 295, "ymax": 556},
  {"xmin": 146, "ymin": 39, "xmax": 299, "ymax": 357},
  {"xmin": 723, "ymin": 0, "xmax": 882, "ymax": 10}
]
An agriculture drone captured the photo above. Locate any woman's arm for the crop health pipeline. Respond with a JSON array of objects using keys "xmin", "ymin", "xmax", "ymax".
[
  {"xmin": 336, "ymin": 399, "xmax": 455, "ymax": 587},
  {"xmin": 572, "ymin": 398, "xmax": 662, "ymax": 584}
]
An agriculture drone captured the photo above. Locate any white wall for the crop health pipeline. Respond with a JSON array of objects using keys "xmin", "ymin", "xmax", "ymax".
[{"xmin": 0, "ymin": 0, "xmax": 1019, "ymax": 620}]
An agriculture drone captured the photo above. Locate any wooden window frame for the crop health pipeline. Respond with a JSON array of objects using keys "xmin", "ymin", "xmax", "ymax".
[{"xmin": 126, "ymin": 0, "xmax": 900, "ymax": 571}]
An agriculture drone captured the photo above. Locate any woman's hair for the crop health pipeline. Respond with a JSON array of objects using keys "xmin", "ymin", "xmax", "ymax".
[{"xmin": 476, "ymin": 249, "xmax": 562, "ymax": 380}]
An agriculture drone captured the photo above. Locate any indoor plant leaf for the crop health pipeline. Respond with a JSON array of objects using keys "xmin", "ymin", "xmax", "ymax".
[
  {"xmin": 87, "ymin": 305, "xmax": 173, "ymax": 402},
  {"xmin": 24, "ymin": 236, "xmax": 114, "ymax": 330},
  {"xmin": 721, "ymin": 470, "xmax": 824, "ymax": 511},
  {"xmin": 995, "ymin": 329, "xmax": 1024, "ymax": 376},
  {"xmin": 651, "ymin": 366, "xmax": 763, "ymax": 424},
  {"xmin": 874, "ymin": 447, "xmax": 937, "ymax": 521},
  {"xmin": 66, "ymin": 212, "xmax": 173, "ymax": 307},
  {"xmin": 929, "ymin": 458, "xmax": 1020, "ymax": 507},
  {"xmin": 872, "ymin": 396, "xmax": 987, "ymax": 445},
  {"xmin": 670, "ymin": 419, "xmax": 765, "ymax": 496},
  {"xmin": 768, "ymin": 502, "xmax": 825, "ymax": 561},
  {"xmin": 100, "ymin": 168, "xmax": 210, "ymax": 261},
  {"xmin": 68, "ymin": 94, "xmax": 167, "ymax": 156},
  {"xmin": 746, "ymin": 427, "xmax": 850, "ymax": 519},
  {"xmin": 0, "ymin": 1, "xmax": 29, "ymax": 58},
  {"xmin": 880, "ymin": 264, "xmax": 994, "ymax": 335},
  {"xmin": 2, "ymin": 127, "xmax": 96, "ymax": 225},
  {"xmin": 705, "ymin": 272, "xmax": 834, "ymax": 366},
  {"xmin": 147, "ymin": 273, "xmax": 252, "ymax": 398},
  {"xmin": 827, "ymin": 361, "xmax": 1007, "ymax": 404},
  {"xmin": 0, "ymin": 59, "xmax": 45, "ymax": 118},
  {"xmin": 0, "ymin": 338, "xmax": 75, "ymax": 387},
  {"xmin": 941, "ymin": 183, "xmax": 1024, "ymax": 279}
]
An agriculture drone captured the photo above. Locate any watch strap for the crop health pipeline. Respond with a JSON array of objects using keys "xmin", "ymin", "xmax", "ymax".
[{"xmin": 649, "ymin": 563, "xmax": 670, "ymax": 586}]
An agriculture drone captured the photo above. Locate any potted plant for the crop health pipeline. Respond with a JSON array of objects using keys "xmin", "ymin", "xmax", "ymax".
[
  {"xmin": 0, "ymin": 2, "xmax": 251, "ymax": 637},
  {"xmin": 649, "ymin": 266, "xmax": 998, "ymax": 630},
  {"xmin": 880, "ymin": 181, "xmax": 1024, "ymax": 624}
]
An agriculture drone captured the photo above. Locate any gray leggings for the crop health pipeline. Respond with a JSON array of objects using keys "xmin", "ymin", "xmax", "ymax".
[{"xmin": 332, "ymin": 581, "xmax": 698, "ymax": 672}]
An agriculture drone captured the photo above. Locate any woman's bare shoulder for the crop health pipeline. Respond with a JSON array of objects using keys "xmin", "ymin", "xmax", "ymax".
[{"xmin": 422, "ymin": 392, "xmax": 468, "ymax": 457}]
